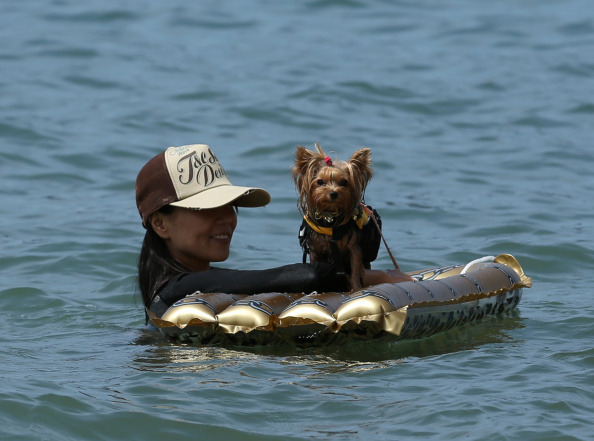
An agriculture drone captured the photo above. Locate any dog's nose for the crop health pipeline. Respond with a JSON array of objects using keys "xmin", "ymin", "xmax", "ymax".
[{"xmin": 329, "ymin": 191, "xmax": 338, "ymax": 200}]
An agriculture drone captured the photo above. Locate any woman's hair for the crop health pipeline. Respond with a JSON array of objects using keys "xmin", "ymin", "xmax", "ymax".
[{"xmin": 137, "ymin": 206, "xmax": 186, "ymax": 319}]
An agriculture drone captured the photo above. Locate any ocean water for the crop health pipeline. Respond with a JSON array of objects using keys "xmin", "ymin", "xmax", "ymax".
[{"xmin": 1, "ymin": 0, "xmax": 593, "ymax": 440}]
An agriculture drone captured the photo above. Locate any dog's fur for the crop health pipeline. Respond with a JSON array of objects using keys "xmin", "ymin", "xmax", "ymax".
[{"xmin": 292, "ymin": 143, "xmax": 374, "ymax": 291}]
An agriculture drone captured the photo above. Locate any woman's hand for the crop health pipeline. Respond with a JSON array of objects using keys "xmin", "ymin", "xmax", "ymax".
[
  {"xmin": 384, "ymin": 269, "xmax": 415, "ymax": 283},
  {"xmin": 362, "ymin": 268, "xmax": 415, "ymax": 287}
]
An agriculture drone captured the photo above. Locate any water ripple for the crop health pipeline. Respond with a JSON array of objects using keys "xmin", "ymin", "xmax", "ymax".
[{"xmin": 1, "ymin": 0, "xmax": 593, "ymax": 440}]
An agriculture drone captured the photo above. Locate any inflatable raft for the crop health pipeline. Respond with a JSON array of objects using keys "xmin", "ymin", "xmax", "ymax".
[{"xmin": 149, "ymin": 254, "xmax": 531, "ymax": 347}]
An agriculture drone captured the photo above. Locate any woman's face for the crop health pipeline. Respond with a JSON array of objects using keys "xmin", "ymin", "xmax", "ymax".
[{"xmin": 151, "ymin": 204, "xmax": 238, "ymax": 272}]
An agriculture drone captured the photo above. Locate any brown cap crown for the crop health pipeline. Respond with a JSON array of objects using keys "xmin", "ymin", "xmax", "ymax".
[{"xmin": 135, "ymin": 144, "xmax": 270, "ymax": 227}]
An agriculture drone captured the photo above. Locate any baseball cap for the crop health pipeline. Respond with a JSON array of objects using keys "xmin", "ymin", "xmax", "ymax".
[{"xmin": 135, "ymin": 144, "xmax": 270, "ymax": 227}]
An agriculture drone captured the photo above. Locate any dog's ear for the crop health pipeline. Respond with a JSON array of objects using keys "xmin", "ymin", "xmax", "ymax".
[
  {"xmin": 292, "ymin": 146, "xmax": 315, "ymax": 180},
  {"xmin": 348, "ymin": 148, "xmax": 373, "ymax": 183},
  {"xmin": 292, "ymin": 146, "xmax": 320, "ymax": 214}
]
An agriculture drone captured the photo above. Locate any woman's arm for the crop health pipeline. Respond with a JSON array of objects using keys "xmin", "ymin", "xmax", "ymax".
[
  {"xmin": 362, "ymin": 268, "xmax": 414, "ymax": 286},
  {"xmin": 154, "ymin": 263, "xmax": 348, "ymax": 312},
  {"xmin": 150, "ymin": 264, "xmax": 413, "ymax": 317}
]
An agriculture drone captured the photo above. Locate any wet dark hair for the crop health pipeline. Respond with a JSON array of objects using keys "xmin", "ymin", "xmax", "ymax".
[{"xmin": 137, "ymin": 205, "xmax": 186, "ymax": 321}]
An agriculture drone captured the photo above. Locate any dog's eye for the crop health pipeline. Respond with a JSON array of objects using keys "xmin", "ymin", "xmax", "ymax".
[
  {"xmin": 317, "ymin": 179, "xmax": 325, "ymax": 186},
  {"xmin": 339, "ymin": 179, "xmax": 348, "ymax": 187}
]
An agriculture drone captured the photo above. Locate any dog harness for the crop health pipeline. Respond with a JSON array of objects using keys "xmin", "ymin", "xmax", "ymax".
[
  {"xmin": 299, "ymin": 204, "xmax": 382, "ymax": 273},
  {"xmin": 302, "ymin": 205, "xmax": 370, "ymax": 236}
]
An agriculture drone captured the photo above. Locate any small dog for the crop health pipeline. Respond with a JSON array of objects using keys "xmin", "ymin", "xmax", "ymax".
[{"xmin": 292, "ymin": 142, "xmax": 381, "ymax": 291}]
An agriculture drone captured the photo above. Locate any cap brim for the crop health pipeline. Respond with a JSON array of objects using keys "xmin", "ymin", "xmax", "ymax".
[{"xmin": 170, "ymin": 184, "xmax": 270, "ymax": 210}]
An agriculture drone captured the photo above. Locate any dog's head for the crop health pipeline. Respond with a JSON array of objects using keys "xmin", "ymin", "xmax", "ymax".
[{"xmin": 292, "ymin": 143, "xmax": 373, "ymax": 224}]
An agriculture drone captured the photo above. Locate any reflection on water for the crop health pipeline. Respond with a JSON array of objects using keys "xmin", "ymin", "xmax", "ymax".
[
  {"xmin": 133, "ymin": 330, "xmax": 263, "ymax": 373},
  {"xmin": 132, "ymin": 312, "xmax": 526, "ymax": 373}
]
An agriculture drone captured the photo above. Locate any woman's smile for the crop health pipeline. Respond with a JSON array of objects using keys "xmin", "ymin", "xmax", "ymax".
[
  {"xmin": 152, "ymin": 204, "xmax": 238, "ymax": 272},
  {"xmin": 211, "ymin": 233, "xmax": 232, "ymax": 241}
]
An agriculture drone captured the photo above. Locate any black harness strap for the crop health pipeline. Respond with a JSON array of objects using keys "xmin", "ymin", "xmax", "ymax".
[{"xmin": 298, "ymin": 205, "xmax": 382, "ymax": 278}]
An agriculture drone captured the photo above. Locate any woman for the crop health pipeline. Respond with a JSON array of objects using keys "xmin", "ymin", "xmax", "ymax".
[{"xmin": 136, "ymin": 144, "xmax": 412, "ymax": 319}]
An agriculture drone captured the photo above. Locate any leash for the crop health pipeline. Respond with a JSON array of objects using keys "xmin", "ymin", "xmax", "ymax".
[{"xmin": 360, "ymin": 204, "xmax": 400, "ymax": 270}]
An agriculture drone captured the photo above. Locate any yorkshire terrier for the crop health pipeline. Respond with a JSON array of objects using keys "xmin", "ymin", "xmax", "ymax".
[{"xmin": 292, "ymin": 142, "xmax": 381, "ymax": 291}]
